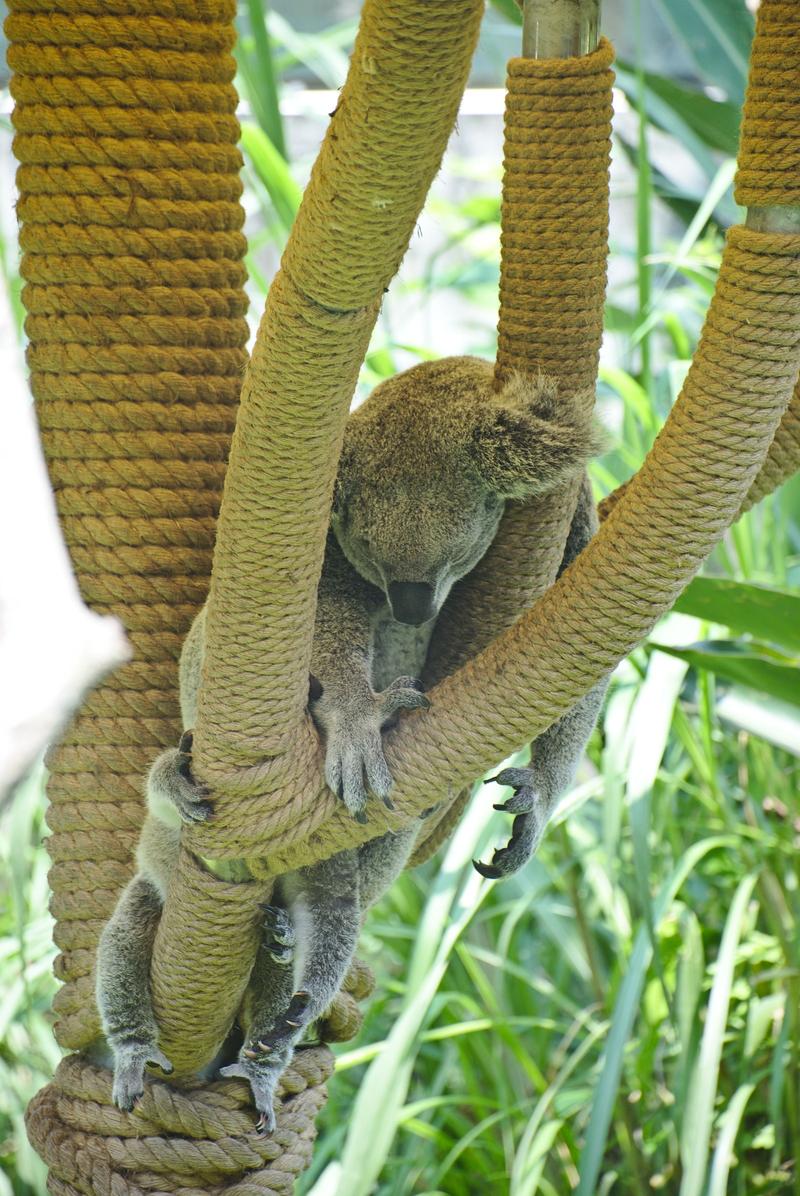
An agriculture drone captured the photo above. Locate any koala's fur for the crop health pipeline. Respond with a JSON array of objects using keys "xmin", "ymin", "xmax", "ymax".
[{"xmin": 95, "ymin": 355, "xmax": 607, "ymax": 1131}]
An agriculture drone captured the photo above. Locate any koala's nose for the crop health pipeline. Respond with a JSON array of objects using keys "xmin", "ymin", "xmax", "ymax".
[{"xmin": 388, "ymin": 581, "xmax": 437, "ymax": 626}]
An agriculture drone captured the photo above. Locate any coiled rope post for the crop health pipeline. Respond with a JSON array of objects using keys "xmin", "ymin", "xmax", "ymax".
[
  {"xmin": 425, "ymin": 0, "xmax": 610, "ymax": 684},
  {"xmin": 382, "ymin": 0, "xmax": 800, "ymax": 806},
  {"xmin": 412, "ymin": 0, "xmax": 610, "ymax": 857},
  {"xmin": 8, "ymin": 0, "xmax": 479, "ymax": 1189}
]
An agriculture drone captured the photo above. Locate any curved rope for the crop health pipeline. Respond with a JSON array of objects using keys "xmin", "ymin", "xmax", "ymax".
[
  {"xmin": 182, "ymin": 2, "xmax": 800, "ymax": 876},
  {"xmin": 149, "ymin": 0, "xmax": 485, "ymax": 1071}
]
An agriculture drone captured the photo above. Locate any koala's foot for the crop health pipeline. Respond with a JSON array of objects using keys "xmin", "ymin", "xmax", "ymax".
[
  {"xmin": 245, "ymin": 991, "xmax": 313, "ymax": 1057},
  {"xmin": 315, "ymin": 678, "xmax": 430, "ymax": 822},
  {"xmin": 218, "ymin": 1046, "xmax": 291, "ymax": 1136},
  {"xmin": 111, "ymin": 1042, "xmax": 173, "ymax": 1112},
  {"xmin": 260, "ymin": 903, "xmax": 296, "ymax": 965},
  {"xmin": 473, "ymin": 767, "xmax": 553, "ymax": 880},
  {"xmin": 149, "ymin": 731, "xmax": 214, "ymax": 824}
]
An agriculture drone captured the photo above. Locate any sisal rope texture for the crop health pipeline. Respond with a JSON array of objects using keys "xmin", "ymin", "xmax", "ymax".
[{"xmin": 11, "ymin": 0, "xmax": 800, "ymax": 1189}]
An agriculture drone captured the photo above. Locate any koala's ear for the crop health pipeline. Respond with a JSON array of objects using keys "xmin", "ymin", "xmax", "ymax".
[{"xmin": 468, "ymin": 373, "xmax": 605, "ymax": 498}]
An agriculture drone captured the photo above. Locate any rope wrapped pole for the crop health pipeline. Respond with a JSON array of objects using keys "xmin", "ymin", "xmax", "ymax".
[
  {"xmin": 427, "ymin": 0, "xmax": 610, "ymax": 685},
  {"xmin": 5, "ymin": 0, "xmax": 248, "ymax": 1051},
  {"xmin": 149, "ymin": 0, "xmax": 485, "ymax": 1075}
]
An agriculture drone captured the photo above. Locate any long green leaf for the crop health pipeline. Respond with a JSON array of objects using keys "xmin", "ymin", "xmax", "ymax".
[
  {"xmin": 239, "ymin": 122, "xmax": 301, "ymax": 234},
  {"xmin": 707, "ymin": 1083, "xmax": 756, "ymax": 1196},
  {"xmin": 652, "ymin": 0, "xmax": 753, "ymax": 105},
  {"xmin": 650, "ymin": 641, "xmax": 800, "ymax": 708},
  {"xmin": 715, "ymin": 688, "xmax": 800, "ymax": 757},
  {"xmin": 615, "ymin": 63, "xmax": 741, "ymax": 157},
  {"xmin": 673, "ymin": 577, "xmax": 800, "ymax": 654},
  {"xmin": 239, "ymin": 0, "xmax": 287, "ymax": 159},
  {"xmin": 575, "ymin": 836, "xmax": 738, "ymax": 1196},
  {"xmin": 679, "ymin": 874, "xmax": 758, "ymax": 1196}
]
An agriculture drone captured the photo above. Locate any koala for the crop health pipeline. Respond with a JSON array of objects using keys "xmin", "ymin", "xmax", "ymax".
[{"xmin": 95, "ymin": 355, "xmax": 606, "ymax": 1132}]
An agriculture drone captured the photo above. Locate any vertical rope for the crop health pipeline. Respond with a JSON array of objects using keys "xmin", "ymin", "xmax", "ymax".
[
  {"xmin": 425, "ymin": 39, "xmax": 614, "ymax": 686},
  {"xmin": 6, "ymin": 0, "xmax": 247, "ymax": 1054}
]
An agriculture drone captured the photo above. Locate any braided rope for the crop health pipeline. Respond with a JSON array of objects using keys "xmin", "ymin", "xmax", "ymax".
[
  {"xmin": 148, "ymin": 0, "xmax": 485, "ymax": 1072},
  {"xmin": 15, "ymin": 0, "xmax": 800, "ymax": 1188},
  {"xmin": 26, "ymin": 1050, "xmax": 333, "ymax": 1195},
  {"xmin": 7, "ymin": 0, "xmax": 244, "ymax": 1055},
  {"xmin": 179, "ymin": 40, "xmax": 615, "ymax": 862},
  {"xmin": 736, "ymin": 1, "xmax": 800, "ymax": 206},
  {"xmin": 426, "ymin": 41, "xmax": 613, "ymax": 688},
  {"xmin": 186, "ymin": 220, "xmax": 800, "ymax": 885}
]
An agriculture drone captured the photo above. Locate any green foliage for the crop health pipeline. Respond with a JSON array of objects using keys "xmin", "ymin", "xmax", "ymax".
[
  {"xmin": 0, "ymin": 767, "xmax": 59, "ymax": 1196},
  {"xmin": 3, "ymin": 1, "xmax": 800, "ymax": 1193}
]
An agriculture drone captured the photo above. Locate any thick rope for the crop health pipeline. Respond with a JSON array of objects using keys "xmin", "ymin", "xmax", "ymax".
[
  {"xmin": 735, "ymin": 1, "xmax": 800, "ymax": 207},
  {"xmin": 26, "ymin": 1050, "xmax": 333, "ymax": 1195},
  {"xmin": 182, "ymin": 222, "xmax": 800, "ymax": 885},
  {"xmin": 599, "ymin": 372, "xmax": 800, "ymax": 522},
  {"xmin": 190, "ymin": 0, "xmax": 485, "ymax": 786},
  {"xmin": 7, "ymin": 0, "xmax": 245, "ymax": 1054},
  {"xmin": 425, "ymin": 41, "xmax": 613, "ymax": 690},
  {"xmin": 150, "ymin": 0, "xmax": 484, "ymax": 1073},
  {"xmin": 179, "ymin": 40, "xmax": 615, "ymax": 864}
]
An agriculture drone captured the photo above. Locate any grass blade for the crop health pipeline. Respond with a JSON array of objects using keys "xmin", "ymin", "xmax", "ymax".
[
  {"xmin": 707, "ymin": 1083, "xmax": 756, "ymax": 1196},
  {"xmin": 238, "ymin": 0, "xmax": 287, "ymax": 159},
  {"xmin": 239, "ymin": 123, "xmax": 301, "ymax": 235},
  {"xmin": 575, "ymin": 835, "xmax": 737, "ymax": 1196},
  {"xmin": 679, "ymin": 874, "xmax": 758, "ymax": 1196}
]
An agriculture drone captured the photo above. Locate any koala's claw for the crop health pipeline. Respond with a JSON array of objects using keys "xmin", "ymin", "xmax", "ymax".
[
  {"xmin": 259, "ymin": 904, "xmax": 296, "ymax": 963},
  {"xmin": 255, "ymin": 1111, "xmax": 276, "ymax": 1138},
  {"xmin": 246, "ymin": 992, "xmax": 314, "ymax": 1062},
  {"xmin": 218, "ymin": 1057, "xmax": 281, "ymax": 1136},
  {"xmin": 111, "ymin": 1043, "xmax": 173, "ymax": 1112},
  {"xmin": 378, "ymin": 677, "xmax": 431, "ymax": 721},
  {"xmin": 164, "ymin": 732, "xmax": 214, "ymax": 823},
  {"xmin": 473, "ymin": 767, "xmax": 552, "ymax": 880},
  {"xmin": 260, "ymin": 904, "xmax": 295, "ymax": 945}
]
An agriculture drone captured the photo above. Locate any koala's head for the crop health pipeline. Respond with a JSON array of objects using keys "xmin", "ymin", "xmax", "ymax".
[{"xmin": 333, "ymin": 356, "xmax": 603, "ymax": 627}]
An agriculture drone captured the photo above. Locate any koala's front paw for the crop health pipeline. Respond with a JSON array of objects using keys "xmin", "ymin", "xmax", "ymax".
[
  {"xmin": 149, "ymin": 731, "xmax": 214, "ymax": 825},
  {"xmin": 111, "ymin": 1042, "xmax": 173, "ymax": 1112},
  {"xmin": 218, "ymin": 1047, "xmax": 291, "ymax": 1136},
  {"xmin": 315, "ymin": 678, "xmax": 430, "ymax": 822},
  {"xmin": 473, "ymin": 767, "xmax": 553, "ymax": 879}
]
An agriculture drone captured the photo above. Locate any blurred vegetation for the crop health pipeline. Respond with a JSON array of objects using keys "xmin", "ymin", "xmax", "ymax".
[{"xmin": 2, "ymin": 1, "xmax": 799, "ymax": 1194}]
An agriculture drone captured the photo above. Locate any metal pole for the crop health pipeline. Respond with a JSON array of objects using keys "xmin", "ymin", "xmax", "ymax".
[{"xmin": 522, "ymin": 0, "xmax": 601, "ymax": 59}]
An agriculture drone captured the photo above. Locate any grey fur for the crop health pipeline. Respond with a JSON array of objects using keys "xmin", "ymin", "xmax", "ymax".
[
  {"xmin": 475, "ymin": 476, "xmax": 609, "ymax": 878},
  {"xmin": 95, "ymin": 357, "xmax": 606, "ymax": 1129}
]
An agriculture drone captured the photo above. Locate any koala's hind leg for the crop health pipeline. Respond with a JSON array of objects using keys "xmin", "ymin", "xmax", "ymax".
[
  {"xmin": 219, "ymin": 851, "xmax": 361, "ymax": 1134},
  {"xmin": 96, "ymin": 875, "xmax": 173, "ymax": 1110},
  {"xmin": 474, "ymin": 677, "xmax": 608, "ymax": 878},
  {"xmin": 357, "ymin": 825, "xmax": 420, "ymax": 909},
  {"xmin": 474, "ymin": 475, "xmax": 608, "ymax": 880}
]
